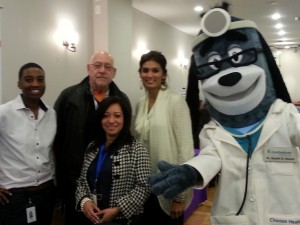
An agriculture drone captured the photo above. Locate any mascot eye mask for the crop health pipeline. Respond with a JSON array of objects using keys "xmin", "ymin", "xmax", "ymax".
[{"xmin": 195, "ymin": 47, "xmax": 262, "ymax": 80}]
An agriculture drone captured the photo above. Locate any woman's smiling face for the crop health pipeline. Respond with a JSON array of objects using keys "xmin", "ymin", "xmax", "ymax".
[
  {"xmin": 139, "ymin": 60, "xmax": 166, "ymax": 91},
  {"xmin": 101, "ymin": 103, "xmax": 124, "ymax": 140}
]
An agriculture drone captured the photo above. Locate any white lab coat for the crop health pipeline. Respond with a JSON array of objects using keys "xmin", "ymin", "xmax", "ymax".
[{"xmin": 186, "ymin": 99, "xmax": 300, "ymax": 225}]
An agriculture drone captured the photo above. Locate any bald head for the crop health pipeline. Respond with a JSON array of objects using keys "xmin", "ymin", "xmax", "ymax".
[{"xmin": 89, "ymin": 51, "xmax": 114, "ymax": 66}]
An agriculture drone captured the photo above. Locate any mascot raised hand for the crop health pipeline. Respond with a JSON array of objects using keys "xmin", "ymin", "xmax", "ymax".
[{"xmin": 148, "ymin": 3, "xmax": 300, "ymax": 225}]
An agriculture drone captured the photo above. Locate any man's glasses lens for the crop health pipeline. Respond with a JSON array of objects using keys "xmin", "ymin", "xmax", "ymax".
[{"xmin": 92, "ymin": 63, "xmax": 114, "ymax": 71}]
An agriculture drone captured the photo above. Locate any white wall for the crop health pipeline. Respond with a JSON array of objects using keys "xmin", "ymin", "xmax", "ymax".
[
  {"xmin": 0, "ymin": 0, "xmax": 93, "ymax": 106},
  {"xmin": 108, "ymin": 0, "xmax": 135, "ymax": 106},
  {"xmin": 277, "ymin": 49, "xmax": 300, "ymax": 102}
]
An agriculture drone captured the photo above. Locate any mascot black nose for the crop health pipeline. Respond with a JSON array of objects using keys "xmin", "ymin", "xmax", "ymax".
[{"xmin": 218, "ymin": 72, "xmax": 242, "ymax": 87}]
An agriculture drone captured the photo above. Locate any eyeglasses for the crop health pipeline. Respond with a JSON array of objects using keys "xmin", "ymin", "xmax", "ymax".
[
  {"xmin": 91, "ymin": 63, "xmax": 114, "ymax": 71},
  {"xmin": 195, "ymin": 48, "xmax": 263, "ymax": 80}
]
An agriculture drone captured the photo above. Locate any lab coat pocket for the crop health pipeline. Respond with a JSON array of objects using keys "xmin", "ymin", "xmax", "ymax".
[
  {"xmin": 211, "ymin": 215, "xmax": 250, "ymax": 225},
  {"xmin": 265, "ymin": 147, "xmax": 297, "ymax": 175},
  {"xmin": 268, "ymin": 162, "xmax": 295, "ymax": 175}
]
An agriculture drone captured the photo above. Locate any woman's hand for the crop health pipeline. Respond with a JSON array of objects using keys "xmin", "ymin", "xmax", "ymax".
[
  {"xmin": 82, "ymin": 201, "xmax": 102, "ymax": 224},
  {"xmin": 98, "ymin": 207, "xmax": 120, "ymax": 223},
  {"xmin": 170, "ymin": 201, "xmax": 185, "ymax": 219},
  {"xmin": 0, "ymin": 188, "xmax": 12, "ymax": 205}
]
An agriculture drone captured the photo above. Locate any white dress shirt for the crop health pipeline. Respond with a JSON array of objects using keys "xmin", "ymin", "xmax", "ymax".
[{"xmin": 0, "ymin": 95, "xmax": 57, "ymax": 189}]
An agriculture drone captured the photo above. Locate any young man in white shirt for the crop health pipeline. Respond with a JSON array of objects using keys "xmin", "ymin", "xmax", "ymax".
[{"xmin": 0, "ymin": 62, "xmax": 56, "ymax": 225}]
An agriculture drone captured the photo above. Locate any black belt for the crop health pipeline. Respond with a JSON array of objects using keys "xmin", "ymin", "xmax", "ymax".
[{"xmin": 8, "ymin": 180, "xmax": 54, "ymax": 193}]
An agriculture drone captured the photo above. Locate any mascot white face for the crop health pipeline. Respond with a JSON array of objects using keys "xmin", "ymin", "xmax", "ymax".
[{"xmin": 201, "ymin": 54, "xmax": 266, "ymax": 116}]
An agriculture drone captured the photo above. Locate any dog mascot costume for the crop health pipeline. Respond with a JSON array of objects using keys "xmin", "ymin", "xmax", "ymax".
[{"xmin": 148, "ymin": 4, "xmax": 300, "ymax": 225}]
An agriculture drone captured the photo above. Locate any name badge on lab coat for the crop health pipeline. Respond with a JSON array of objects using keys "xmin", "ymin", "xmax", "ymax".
[{"xmin": 264, "ymin": 147, "xmax": 297, "ymax": 162}]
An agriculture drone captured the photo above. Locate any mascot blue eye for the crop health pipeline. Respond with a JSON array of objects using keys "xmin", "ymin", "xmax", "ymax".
[
  {"xmin": 208, "ymin": 53, "xmax": 222, "ymax": 70},
  {"xmin": 228, "ymin": 47, "xmax": 243, "ymax": 64}
]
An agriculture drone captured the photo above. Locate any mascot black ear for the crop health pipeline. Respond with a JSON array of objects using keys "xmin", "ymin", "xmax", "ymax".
[
  {"xmin": 258, "ymin": 32, "xmax": 291, "ymax": 103},
  {"xmin": 186, "ymin": 55, "xmax": 200, "ymax": 148}
]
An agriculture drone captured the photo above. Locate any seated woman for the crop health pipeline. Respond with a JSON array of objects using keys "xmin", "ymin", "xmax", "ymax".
[{"xmin": 75, "ymin": 96, "xmax": 151, "ymax": 225}]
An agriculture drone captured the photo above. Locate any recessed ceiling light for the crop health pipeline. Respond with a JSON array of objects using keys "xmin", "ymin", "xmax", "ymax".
[
  {"xmin": 295, "ymin": 16, "xmax": 300, "ymax": 21},
  {"xmin": 194, "ymin": 6, "xmax": 203, "ymax": 12},
  {"xmin": 278, "ymin": 30, "xmax": 286, "ymax": 35},
  {"xmin": 267, "ymin": 1, "xmax": 277, "ymax": 5},
  {"xmin": 271, "ymin": 13, "xmax": 281, "ymax": 20},
  {"xmin": 275, "ymin": 23, "xmax": 283, "ymax": 29}
]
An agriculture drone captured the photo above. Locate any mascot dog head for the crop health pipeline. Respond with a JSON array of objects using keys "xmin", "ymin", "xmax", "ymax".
[{"xmin": 186, "ymin": 4, "xmax": 291, "ymax": 130}]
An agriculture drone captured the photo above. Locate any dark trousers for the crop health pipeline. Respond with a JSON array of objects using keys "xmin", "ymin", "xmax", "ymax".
[
  {"xmin": 63, "ymin": 181, "xmax": 91, "ymax": 225},
  {"xmin": 142, "ymin": 193, "xmax": 183, "ymax": 225},
  {"xmin": 0, "ymin": 182, "xmax": 56, "ymax": 225}
]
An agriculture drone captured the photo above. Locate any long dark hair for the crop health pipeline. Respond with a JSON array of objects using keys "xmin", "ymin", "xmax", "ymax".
[
  {"xmin": 138, "ymin": 50, "xmax": 168, "ymax": 74},
  {"xmin": 96, "ymin": 96, "xmax": 133, "ymax": 151}
]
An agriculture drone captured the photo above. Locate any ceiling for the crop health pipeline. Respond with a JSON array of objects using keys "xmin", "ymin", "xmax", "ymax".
[{"xmin": 132, "ymin": 0, "xmax": 300, "ymax": 49}]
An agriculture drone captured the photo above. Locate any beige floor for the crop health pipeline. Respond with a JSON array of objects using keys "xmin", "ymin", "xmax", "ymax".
[{"xmin": 184, "ymin": 186, "xmax": 216, "ymax": 225}]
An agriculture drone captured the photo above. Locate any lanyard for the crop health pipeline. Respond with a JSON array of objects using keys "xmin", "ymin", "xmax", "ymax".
[{"xmin": 94, "ymin": 144, "xmax": 107, "ymax": 189}]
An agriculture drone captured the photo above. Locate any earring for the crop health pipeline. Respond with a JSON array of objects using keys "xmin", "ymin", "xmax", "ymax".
[
  {"xmin": 140, "ymin": 79, "xmax": 143, "ymax": 90},
  {"xmin": 161, "ymin": 78, "xmax": 168, "ymax": 90}
]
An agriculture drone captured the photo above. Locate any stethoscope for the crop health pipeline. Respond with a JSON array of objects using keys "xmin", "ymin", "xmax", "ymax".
[
  {"xmin": 213, "ymin": 119, "xmax": 265, "ymax": 215},
  {"xmin": 235, "ymin": 135, "xmax": 251, "ymax": 215}
]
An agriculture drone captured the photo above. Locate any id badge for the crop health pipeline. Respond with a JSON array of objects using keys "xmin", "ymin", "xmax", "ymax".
[
  {"xmin": 264, "ymin": 147, "xmax": 297, "ymax": 162},
  {"xmin": 91, "ymin": 194, "xmax": 98, "ymax": 206},
  {"xmin": 91, "ymin": 192, "xmax": 102, "ymax": 207},
  {"xmin": 26, "ymin": 206, "xmax": 37, "ymax": 223}
]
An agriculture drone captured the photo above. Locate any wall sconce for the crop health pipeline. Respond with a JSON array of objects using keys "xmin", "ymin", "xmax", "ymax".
[
  {"xmin": 63, "ymin": 40, "xmax": 76, "ymax": 52},
  {"xmin": 178, "ymin": 58, "xmax": 188, "ymax": 69},
  {"xmin": 179, "ymin": 61, "xmax": 188, "ymax": 69},
  {"xmin": 176, "ymin": 51, "xmax": 189, "ymax": 69},
  {"xmin": 62, "ymin": 29, "xmax": 78, "ymax": 52},
  {"xmin": 55, "ymin": 19, "xmax": 79, "ymax": 52}
]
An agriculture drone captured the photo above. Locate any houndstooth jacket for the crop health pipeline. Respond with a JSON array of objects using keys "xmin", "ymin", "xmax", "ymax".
[{"xmin": 75, "ymin": 137, "xmax": 152, "ymax": 220}]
